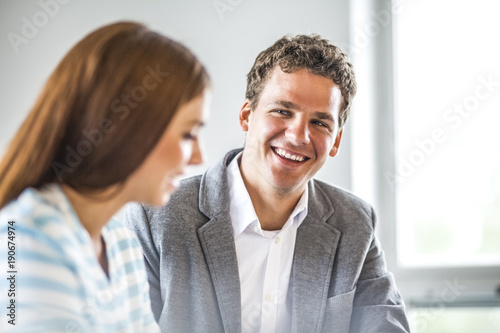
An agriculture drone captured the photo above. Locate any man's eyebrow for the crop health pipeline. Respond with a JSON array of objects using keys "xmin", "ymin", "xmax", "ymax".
[
  {"xmin": 267, "ymin": 100, "xmax": 335, "ymax": 123},
  {"xmin": 313, "ymin": 111, "xmax": 334, "ymax": 123},
  {"xmin": 266, "ymin": 100, "xmax": 301, "ymax": 111}
]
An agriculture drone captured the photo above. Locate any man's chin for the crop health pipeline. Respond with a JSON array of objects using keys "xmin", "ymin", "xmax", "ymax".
[{"xmin": 270, "ymin": 178, "xmax": 307, "ymax": 196}]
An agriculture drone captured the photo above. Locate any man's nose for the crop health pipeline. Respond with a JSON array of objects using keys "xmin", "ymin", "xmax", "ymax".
[{"xmin": 285, "ymin": 117, "xmax": 310, "ymax": 145}]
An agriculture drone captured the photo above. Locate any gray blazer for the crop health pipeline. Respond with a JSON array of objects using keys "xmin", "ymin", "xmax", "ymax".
[{"xmin": 126, "ymin": 149, "xmax": 410, "ymax": 333}]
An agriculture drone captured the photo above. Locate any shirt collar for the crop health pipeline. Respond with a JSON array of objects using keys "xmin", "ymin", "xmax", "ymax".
[
  {"xmin": 227, "ymin": 152, "xmax": 308, "ymax": 238},
  {"xmin": 39, "ymin": 183, "xmax": 82, "ymax": 231},
  {"xmin": 290, "ymin": 184, "xmax": 308, "ymax": 227},
  {"xmin": 38, "ymin": 183, "xmax": 118, "ymax": 239},
  {"xmin": 227, "ymin": 152, "xmax": 258, "ymax": 237}
]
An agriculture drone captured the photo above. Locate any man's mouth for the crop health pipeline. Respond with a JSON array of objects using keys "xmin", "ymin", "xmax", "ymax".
[{"xmin": 272, "ymin": 147, "xmax": 309, "ymax": 162}]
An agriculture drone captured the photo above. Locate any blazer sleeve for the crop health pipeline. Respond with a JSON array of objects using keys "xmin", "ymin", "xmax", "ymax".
[
  {"xmin": 349, "ymin": 207, "xmax": 411, "ymax": 333},
  {"xmin": 125, "ymin": 203, "xmax": 163, "ymax": 322}
]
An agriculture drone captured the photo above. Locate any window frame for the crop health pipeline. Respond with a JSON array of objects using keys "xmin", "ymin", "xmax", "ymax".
[{"xmin": 348, "ymin": 0, "xmax": 500, "ymax": 317}]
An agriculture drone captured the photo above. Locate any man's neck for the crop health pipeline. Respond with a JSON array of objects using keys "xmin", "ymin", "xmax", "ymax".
[{"xmin": 239, "ymin": 165, "xmax": 305, "ymax": 231}]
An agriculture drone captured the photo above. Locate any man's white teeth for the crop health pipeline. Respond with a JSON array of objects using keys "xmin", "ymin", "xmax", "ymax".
[{"xmin": 275, "ymin": 148, "xmax": 305, "ymax": 162}]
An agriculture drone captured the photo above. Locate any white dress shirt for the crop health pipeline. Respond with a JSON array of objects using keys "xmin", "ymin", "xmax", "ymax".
[{"xmin": 227, "ymin": 153, "xmax": 308, "ymax": 333}]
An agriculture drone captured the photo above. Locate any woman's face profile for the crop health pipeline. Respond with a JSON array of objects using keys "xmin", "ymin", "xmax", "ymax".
[{"xmin": 124, "ymin": 89, "xmax": 211, "ymax": 206}]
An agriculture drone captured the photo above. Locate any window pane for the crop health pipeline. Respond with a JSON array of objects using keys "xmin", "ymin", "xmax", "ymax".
[
  {"xmin": 409, "ymin": 307, "xmax": 500, "ymax": 333},
  {"xmin": 394, "ymin": 0, "xmax": 500, "ymax": 266}
]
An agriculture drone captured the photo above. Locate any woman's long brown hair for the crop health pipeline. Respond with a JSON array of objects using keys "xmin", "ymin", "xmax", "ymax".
[{"xmin": 0, "ymin": 22, "xmax": 209, "ymax": 209}]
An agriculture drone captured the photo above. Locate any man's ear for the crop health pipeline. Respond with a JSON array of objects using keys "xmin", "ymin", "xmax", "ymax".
[
  {"xmin": 329, "ymin": 129, "xmax": 343, "ymax": 157},
  {"xmin": 239, "ymin": 99, "xmax": 252, "ymax": 132}
]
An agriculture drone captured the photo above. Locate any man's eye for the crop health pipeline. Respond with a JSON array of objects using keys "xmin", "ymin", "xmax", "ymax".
[
  {"xmin": 312, "ymin": 120, "xmax": 330, "ymax": 129},
  {"xmin": 275, "ymin": 109, "xmax": 290, "ymax": 116}
]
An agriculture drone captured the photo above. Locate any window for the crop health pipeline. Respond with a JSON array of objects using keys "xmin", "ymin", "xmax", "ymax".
[
  {"xmin": 409, "ymin": 307, "xmax": 500, "ymax": 333},
  {"xmin": 394, "ymin": 0, "xmax": 500, "ymax": 268},
  {"xmin": 393, "ymin": 0, "xmax": 500, "ymax": 331},
  {"xmin": 348, "ymin": 0, "xmax": 500, "ymax": 331}
]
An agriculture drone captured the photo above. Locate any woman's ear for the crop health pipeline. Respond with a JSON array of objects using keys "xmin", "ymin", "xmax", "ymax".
[
  {"xmin": 239, "ymin": 100, "xmax": 252, "ymax": 132},
  {"xmin": 329, "ymin": 129, "xmax": 343, "ymax": 157}
]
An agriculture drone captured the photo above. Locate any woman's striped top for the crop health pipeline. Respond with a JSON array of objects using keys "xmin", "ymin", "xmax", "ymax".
[{"xmin": 0, "ymin": 184, "xmax": 160, "ymax": 332}]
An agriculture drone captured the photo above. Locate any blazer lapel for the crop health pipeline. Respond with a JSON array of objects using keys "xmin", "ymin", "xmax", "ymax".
[
  {"xmin": 291, "ymin": 180, "xmax": 341, "ymax": 333},
  {"xmin": 197, "ymin": 150, "xmax": 242, "ymax": 333}
]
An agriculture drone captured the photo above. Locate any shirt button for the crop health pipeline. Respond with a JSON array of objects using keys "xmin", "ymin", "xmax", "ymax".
[
  {"xmin": 265, "ymin": 294, "xmax": 274, "ymax": 302},
  {"xmin": 274, "ymin": 237, "xmax": 280, "ymax": 244}
]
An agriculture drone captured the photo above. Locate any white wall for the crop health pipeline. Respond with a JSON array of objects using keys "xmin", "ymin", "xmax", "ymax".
[{"xmin": 0, "ymin": 0, "xmax": 352, "ymax": 190}]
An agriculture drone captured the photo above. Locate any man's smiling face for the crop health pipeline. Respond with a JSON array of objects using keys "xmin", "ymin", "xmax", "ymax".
[{"xmin": 239, "ymin": 67, "xmax": 343, "ymax": 196}]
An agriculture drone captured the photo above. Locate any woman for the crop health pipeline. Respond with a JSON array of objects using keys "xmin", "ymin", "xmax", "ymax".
[{"xmin": 0, "ymin": 22, "xmax": 210, "ymax": 332}]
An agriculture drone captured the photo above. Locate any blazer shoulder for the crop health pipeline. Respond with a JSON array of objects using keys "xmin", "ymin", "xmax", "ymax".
[
  {"xmin": 141, "ymin": 174, "xmax": 204, "ymax": 224},
  {"xmin": 172, "ymin": 174, "xmax": 203, "ymax": 202},
  {"xmin": 312, "ymin": 179, "xmax": 374, "ymax": 219}
]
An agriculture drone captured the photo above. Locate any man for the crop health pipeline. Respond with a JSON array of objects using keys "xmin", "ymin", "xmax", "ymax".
[{"xmin": 126, "ymin": 34, "xmax": 410, "ymax": 332}]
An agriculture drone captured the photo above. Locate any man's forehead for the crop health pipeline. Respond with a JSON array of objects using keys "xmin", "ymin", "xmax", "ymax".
[{"xmin": 261, "ymin": 69, "xmax": 342, "ymax": 111}]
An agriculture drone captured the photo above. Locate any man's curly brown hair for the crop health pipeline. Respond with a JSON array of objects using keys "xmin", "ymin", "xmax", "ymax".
[{"xmin": 245, "ymin": 34, "xmax": 357, "ymax": 129}]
